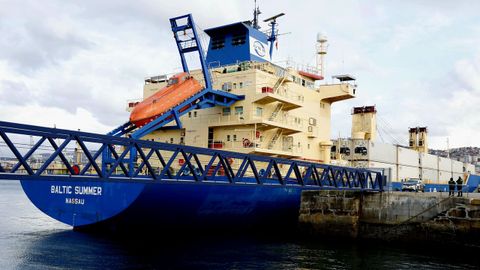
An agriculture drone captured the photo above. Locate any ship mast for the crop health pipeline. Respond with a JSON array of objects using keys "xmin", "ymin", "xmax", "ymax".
[{"xmin": 252, "ymin": 0, "xmax": 261, "ymax": 29}]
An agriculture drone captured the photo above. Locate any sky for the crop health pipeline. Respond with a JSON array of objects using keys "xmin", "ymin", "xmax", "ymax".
[{"xmin": 1, "ymin": 0, "xmax": 479, "ymax": 149}]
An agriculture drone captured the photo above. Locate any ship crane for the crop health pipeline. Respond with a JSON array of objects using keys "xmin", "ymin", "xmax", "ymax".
[{"xmin": 102, "ymin": 14, "xmax": 245, "ymax": 173}]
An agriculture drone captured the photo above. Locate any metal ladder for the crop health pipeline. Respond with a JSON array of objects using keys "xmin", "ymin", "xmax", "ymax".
[
  {"xmin": 267, "ymin": 129, "xmax": 283, "ymax": 149},
  {"xmin": 272, "ymin": 76, "xmax": 286, "ymax": 93},
  {"xmin": 269, "ymin": 103, "xmax": 284, "ymax": 121}
]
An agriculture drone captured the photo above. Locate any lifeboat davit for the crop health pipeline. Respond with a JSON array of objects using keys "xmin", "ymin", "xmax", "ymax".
[{"xmin": 130, "ymin": 72, "xmax": 203, "ymax": 127}]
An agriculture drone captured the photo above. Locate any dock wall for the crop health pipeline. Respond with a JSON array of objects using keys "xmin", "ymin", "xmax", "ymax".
[{"xmin": 299, "ymin": 191, "xmax": 480, "ymax": 247}]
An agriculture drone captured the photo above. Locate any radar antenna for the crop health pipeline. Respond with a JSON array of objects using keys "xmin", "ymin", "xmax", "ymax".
[{"xmin": 263, "ymin": 12, "xmax": 285, "ymax": 60}]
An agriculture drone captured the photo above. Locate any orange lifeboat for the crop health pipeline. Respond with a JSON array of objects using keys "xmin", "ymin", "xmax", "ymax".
[{"xmin": 129, "ymin": 72, "xmax": 203, "ymax": 127}]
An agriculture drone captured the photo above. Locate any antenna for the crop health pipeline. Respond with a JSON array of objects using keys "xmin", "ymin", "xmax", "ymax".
[
  {"xmin": 263, "ymin": 12, "xmax": 285, "ymax": 60},
  {"xmin": 252, "ymin": 0, "xmax": 262, "ymax": 29},
  {"xmin": 263, "ymin": 13, "xmax": 285, "ymax": 23}
]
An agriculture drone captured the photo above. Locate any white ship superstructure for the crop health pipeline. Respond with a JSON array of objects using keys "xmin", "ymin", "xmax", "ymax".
[
  {"xmin": 133, "ymin": 62, "xmax": 356, "ymax": 164},
  {"xmin": 331, "ymin": 106, "xmax": 476, "ymax": 184}
]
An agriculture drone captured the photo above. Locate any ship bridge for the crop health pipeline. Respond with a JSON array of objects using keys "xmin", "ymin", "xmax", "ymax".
[{"xmin": 205, "ymin": 22, "xmax": 271, "ymax": 66}]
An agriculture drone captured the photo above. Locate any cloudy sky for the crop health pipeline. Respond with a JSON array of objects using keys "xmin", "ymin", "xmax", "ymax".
[{"xmin": 1, "ymin": 0, "xmax": 479, "ymax": 149}]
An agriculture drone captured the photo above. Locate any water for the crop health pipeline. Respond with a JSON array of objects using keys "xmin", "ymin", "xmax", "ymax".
[{"xmin": 1, "ymin": 180, "xmax": 479, "ymax": 270}]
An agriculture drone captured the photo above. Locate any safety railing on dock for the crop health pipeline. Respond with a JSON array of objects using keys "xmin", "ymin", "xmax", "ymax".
[{"xmin": 0, "ymin": 121, "xmax": 384, "ymax": 191}]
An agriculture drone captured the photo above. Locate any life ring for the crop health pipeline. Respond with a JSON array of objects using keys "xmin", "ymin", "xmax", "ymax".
[{"xmin": 243, "ymin": 138, "xmax": 251, "ymax": 148}]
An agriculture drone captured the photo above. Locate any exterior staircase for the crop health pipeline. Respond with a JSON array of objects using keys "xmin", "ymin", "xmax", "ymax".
[
  {"xmin": 273, "ymin": 76, "xmax": 287, "ymax": 93},
  {"xmin": 269, "ymin": 103, "xmax": 284, "ymax": 121},
  {"xmin": 267, "ymin": 129, "xmax": 283, "ymax": 149}
]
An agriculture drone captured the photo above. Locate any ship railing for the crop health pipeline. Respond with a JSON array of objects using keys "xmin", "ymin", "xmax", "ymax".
[
  {"xmin": 209, "ymin": 60, "xmax": 288, "ymax": 78},
  {"xmin": 251, "ymin": 108, "xmax": 305, "ymax": 130},
  {"xmin": 207, "ymin": 138, "xmax": 302, "ymax": 157},
  {"xmin": 276, "ymin": 59, "xmax": 320, "ymax": 75},
  {"xmin": 197, "ymin": 109, "xmax": 306, "ymax": 131},
  {"xmin": 0, "ymin": 121, "xmax": 384, "ymax": 191},
  {"xmin": 255, "ymin": 82, "xmax": 304, "ymax": 103}
]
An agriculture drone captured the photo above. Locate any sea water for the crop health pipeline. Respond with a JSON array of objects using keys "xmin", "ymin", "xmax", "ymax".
[{"xmin": 0, "ymin": 180, "xmax": 478, "ymax": 270}]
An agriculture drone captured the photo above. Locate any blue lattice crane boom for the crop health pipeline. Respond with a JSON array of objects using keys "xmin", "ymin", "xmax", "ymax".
[
  {"xmin": 169, "ymin": 14, "xmax": 212, "ymax": 89},
  {"xmin": 102, "ymin": 14, "xmax": 244, "ymax": 173}
]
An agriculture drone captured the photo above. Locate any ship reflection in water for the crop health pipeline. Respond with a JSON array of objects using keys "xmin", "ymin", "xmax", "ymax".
[{"xmin": 1, "ymin": 181, "xmax": 478, "ymax": 270}]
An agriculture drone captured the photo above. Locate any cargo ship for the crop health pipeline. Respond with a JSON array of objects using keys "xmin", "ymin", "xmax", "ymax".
[
  {"xmin": 0, "ymin": 6, "xmax": 477, "ymax": 232},
  {"xmin": 0, "ymin": 9, "xmax": 385, "ymax": 231}
]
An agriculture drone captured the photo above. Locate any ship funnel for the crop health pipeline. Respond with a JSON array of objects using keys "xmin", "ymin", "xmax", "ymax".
[
  {"xmin": 351, "ymin": 105, "xmax": 377, "ymax": 141},
  {"xmin": 316, "ymin": 32, "xmax": 328, "ymax": 78},
  {"xmin": 409, "ymin": 127, "xmax": 428, "ymax": 153}
]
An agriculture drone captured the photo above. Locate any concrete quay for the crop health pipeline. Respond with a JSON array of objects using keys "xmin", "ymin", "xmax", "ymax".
[{"xmin": 298, "ymin": 191, "xmax": 480, "ymax": 247}]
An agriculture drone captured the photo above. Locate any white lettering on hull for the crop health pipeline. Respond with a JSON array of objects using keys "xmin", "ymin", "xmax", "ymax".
[
  {"xmin": 50, "ymin": 185, "xmax": 103, "ymax": 205},
  {"xmin": 74, "ymin": 186, "xmax": 102, "ymax": 196},
  {"xmin": 50, "ymin": 185, "xmax": 102, "ymax": 196},
  {"xmin": 65, "ymin": 198, "xmax": 85, "ymax": 205},
  {"xmin": 50, "ymin": 185, "xmax": 72, "ymax": 194}
]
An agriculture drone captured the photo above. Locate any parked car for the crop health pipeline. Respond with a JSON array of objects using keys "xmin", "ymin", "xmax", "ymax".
[{"xmin": 402, "ymin": 179, "xmax": 425, "ymax": 192}]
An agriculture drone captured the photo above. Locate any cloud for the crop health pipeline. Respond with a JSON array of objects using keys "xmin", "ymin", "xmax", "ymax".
[
  {"xmin": 0, "ymin": 11, "xmax": 92, "ymax": 73},
  {"xmin": 0, "ymin": 0, "xmax": 480, "ymax": 150},
  {"xmin": 0, "ymin": 0, "xmax": 249, "ymax": 129},
  {"xmin": 0, "ymin": 80, "xmax": 35, "ymax": 106},
  {"xmin": 0, "ymin": 104, "xmax": 112, "ymax": 134},
  {"xmin": 386, "ymin": 12, "xmax": 452, "ymax": 52}
]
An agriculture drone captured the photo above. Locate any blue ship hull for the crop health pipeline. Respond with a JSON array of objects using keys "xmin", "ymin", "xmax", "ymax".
[{"xmin": 20, "ymin": 178, "xmax": 319, "ymax": 231}]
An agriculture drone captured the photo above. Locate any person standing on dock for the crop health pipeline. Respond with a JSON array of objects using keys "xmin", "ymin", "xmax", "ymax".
[
  {"xmin": 448, "ymin": 177, "xmax": 455, "ymax": 197},
  {"xmin": 456, "ymin": 176, "xmax": 463, "ymax": 197}
]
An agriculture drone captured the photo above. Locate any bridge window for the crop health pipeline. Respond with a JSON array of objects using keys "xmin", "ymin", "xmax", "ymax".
[
  {"xmin": 232, "ymin": 33, "xmax": 246, "ymax": 46},
  {"xmin": 211, "ymin": 36, "xmax": 225, "ymax": 50},
  {"xmin": 233, "ymin": 134, "xmax": 237, "ymax": 141},
  {"xmin": 194, "ymin": 111, "xmax": 197, "ymax": 117},
  {"xmin": 227, "ymin": 135, "xmax": 231, "ymax": 141}
]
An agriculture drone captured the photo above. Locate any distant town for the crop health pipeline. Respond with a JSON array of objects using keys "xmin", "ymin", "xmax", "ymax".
[{"xmin": 430, "ymin": 147, "xmax": 480, "ymax": 172}]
